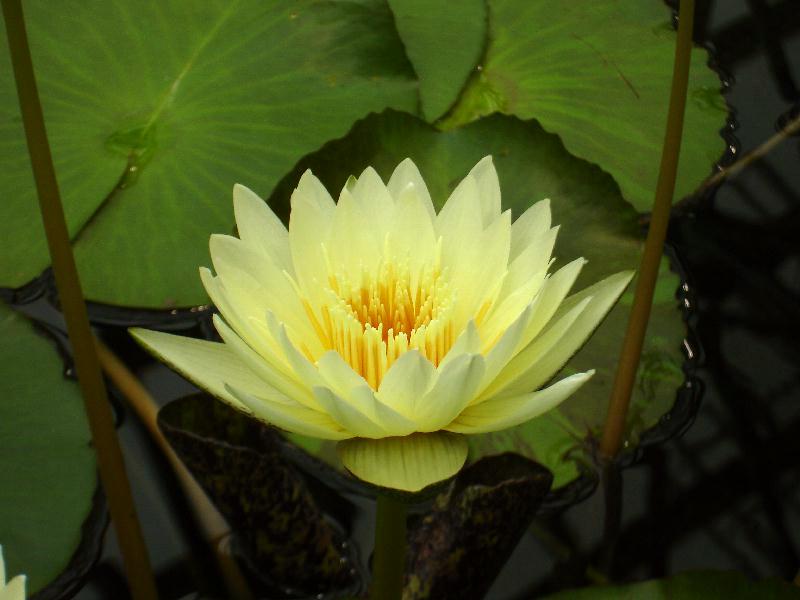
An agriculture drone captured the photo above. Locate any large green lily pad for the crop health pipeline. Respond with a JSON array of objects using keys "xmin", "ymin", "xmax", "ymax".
[
  {"xmin": 542, "ymin": 571, "xmax": 800, "ymax": 599},
  {"xmin": 386, "ymin": 0, "xmax": 487, "ymax": 122},
  {"xmin": 0, "ymin": 302, "xmax": 96, "ymax": 593},
  {"xmin": 269, "ymin": 110, "xmax": 685, "ymax": 489},
  {"xmin": 442, "ymin": 0, "xmax": 727, "ymax": 212},
  {"xmin": 0, "ymin": 0, "xmax": 417, "ymax": 306}
]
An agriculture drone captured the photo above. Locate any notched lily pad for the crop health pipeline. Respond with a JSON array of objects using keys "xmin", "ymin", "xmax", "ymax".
[
  {"xmin": 158, "ymin": 393, "xmax": 361, "ymax": 597},
  {"xmin": 404, "ymin": 454, "xmax": 553, "ymax": 600}
]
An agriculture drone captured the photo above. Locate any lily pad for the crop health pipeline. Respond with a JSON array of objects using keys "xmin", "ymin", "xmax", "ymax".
[
  {"xmin": 269, "ymin": 110, "xmax": 686, "ymax": 490},
  {"xmin": 441, "ymin": 0, "xmax": 727, "ymax": 212},
  {"xmin": 386, "ymin": 0, "xmax": 487, "ymax": 121},
  {"xmin": 541, "ymin": 570, "xmax": 800, "ymax": 599},
  {"xmin": 0, "ymin": 0, "xmax": 417, "ymax": 306},
  {"xmin": 0, "ymin": 302, "xmax": 96, "ymax": 593}
]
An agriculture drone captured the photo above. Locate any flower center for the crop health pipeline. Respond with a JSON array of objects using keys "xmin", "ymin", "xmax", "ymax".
[{"xmin": 303, "ymin": 253, "xmax": 456, "ymax": 390}]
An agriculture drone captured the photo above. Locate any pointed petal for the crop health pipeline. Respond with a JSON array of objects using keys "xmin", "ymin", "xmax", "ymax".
[
  {"xmin": 510, "ymin": 198, "xmax": 551, "ymax": 261},
  {"xmin": 499, "ymin": 270, "xmax": 634, "ymax": 397},
  {"xmin": 468, "ymin": 155, "xmax": 501, "ymax": 227},
  {"xmin": 447, "ymin": 371, "xmax": 594, "ymax": 433},
  {"xmin": 439, "ymin": 320, "xmax": 480, "ymax": 369},
  {"xmin": 3, "ymin": 574, "xmax": 26, "ymax": 600},
  {"xmin": 388, "ymin": 183, "xmax": 437, "ymax": 268},
  {"xmin": 328, "ymin": 187, "xmax": 382, "ymax": 280},
  {"xmin": 212, "ymin": 314, "xmax": 314, "ymax": 407},
  {"xmin": 387, "ymin": 158, "xmax": 435, "ymax": 219},
  {"xmin": 479, "ymin": 302, "xmax": 534, "ymax": 390},
  {"xmin": 351, "ymin": 166, "xmax": 395, "ymax": 233},
  {"xmin": 316, "ymin": 350, "xmax": 370, "ymax": 395},
  {"xmin": 338, "ymin": 432, "xmax": 468, "ymax": 492},
  {"xmin": 227, "ymin": 384, "xmax": 350, "ymax": 440},
  {"xmin": 417, "ymin": 353, "xmax": 485, "ymax": 431},
  {"xmin": 520, "ymin": 257, "xmax": 586, "ymax": 349},
  {"xmin": 130, "ymin": 328, "xmax": 267, "ymax": 409},
  {"xmin": 377, "ymin": 350, "xmax": 436, "ymax": 416},
  {"xmin": 313, "ymin": 386, "xmax": 386, "ymax": 438},
  {"xmin": 479, "ymin": 296, "xmax": 592, "ymax": 400},
  {"xmin": 289, "ymin": 170, "xmax": 335, "ymax": 303},
  {"xmin": 232, "ymin": 184, "xmax": 291, "ymax": 272}
]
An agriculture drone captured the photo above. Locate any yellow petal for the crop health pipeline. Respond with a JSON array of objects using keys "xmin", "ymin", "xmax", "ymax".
[
  {"xmin": 227, "ymin": 384, "xmax": 350, "ymax": 440},
  {"xmin": 337, "ymin": 432, "xmax": 468, "ymax": 492},
  {"xmin": 289, "ymin": 170, "xmax": 335, "ymax": 304},
  {"xmin": 468, "ymin": 155, "xmax": 502, "ymax": 227},
  {"xmin": 232, "ymin": 184, "xmax": 291, "ymax": 273},
  {"xmin": 377, "ymin": 350, "xmax": 436, "ymax": 416},
  {"xmin": 480, "ymin": 296, "xmax": 592, "ymax": 400},
  {"xmin": 212, "ymin": 314, "xmax": 314, "ymax": 408},
  {"xmin": 478, "ymin": 302, "xmax": 534, "ymax": 391},
  {"xmin": 313, "ymin": 386, "xmax": 386, "ymax": 438},
  {"xmin": 209, "ymin": 234, "xmax": 322, "ymax": 355},
  {"xmin": 388, "ymin": 182, "xmax": 437, "ymax": 270},
  {"xmin": 387, "ymin": 158, "xmax": 435, "ymax": 220},
  {"xmin": 416, "ymin": 353, "xmax": 485, "ymax": 431},
  {"xmin": 500, "ymin": 270, "xmax": 634, "ymax": 397},
  {"xmin": 3, "ymin": 575, "xmax": 26, "ymax": 600},
  {"xmin": 130, "ymin": 328, "xmax": 267, "ymax": 410},
  {"xmin": 439, "ymin": 320, "xmax": 480, "ymax": 369},
  {"xmin": 328, "ymin": 187, "xmax": 382, "ymax": 281},
  {"xmin": 350, "ymin": 166, "xmax": 395, "ymax": 234},
  {"xmin": 447, "ymin": 371, "xmax": 594, "ymax": 434},
  {"xmin": 510, "ymin": 198, "xmax": 551, "ymax": 261}
]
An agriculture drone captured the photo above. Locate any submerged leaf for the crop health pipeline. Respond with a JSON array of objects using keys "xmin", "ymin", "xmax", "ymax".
[
  {"xmin": 405, "ymin": 454, "xmax": 553, "ymax": 600},
  {"xmin": 158, "ymin": 393, "xmax": 360, "ymax": 596}
]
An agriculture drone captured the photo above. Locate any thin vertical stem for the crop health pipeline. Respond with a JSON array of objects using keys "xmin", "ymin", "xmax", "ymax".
[
  {"xmin": 599, "ymin": 0, "xmax": 696, "ymax": 460},
  {"xmin": 372, "ymin": 495, "xmax": 407, "ymax": 600},
  {"xmin": 1, "ymin": 2, "xmax": 157, "ymax": 598}
]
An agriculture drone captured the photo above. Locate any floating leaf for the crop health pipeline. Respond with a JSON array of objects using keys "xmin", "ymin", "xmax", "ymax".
[
  {"xmin": 405, "ymin": 454, "xmax": 552, "ymax": 600},
  {"xmin": 541, "ymin": 571, "xmax": 800, "ymax": 599},
  {"xmin": 386, "ymin": 0, "xmax": 487, "ymax": 121},
  {"xmin": 0, "ymin": 0, "xmax": 417, "ymax": 306},
  {"xmin": 270, "ymin": 110, "xmax": 686, "ymax": 490},
  {"xmin": 0, "ymin": 302, "xmax": 96, "ymax": 593},
  {"xmin": 158, "ymin": 393, "xmax": 360, "ymax": 596},
  {"xmin": 442, "ymin": 0, "xmax": 726, "ymax": 212}
]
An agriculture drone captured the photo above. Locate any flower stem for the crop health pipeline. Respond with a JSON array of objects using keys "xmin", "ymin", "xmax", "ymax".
[
  {"xmin": 1, "ymin": 1, "xmax": 157, "ymax": 598},
  {"xmin": 372, "ymin": 494, "xmax": 408, "ymax": 600},
  {"xmin": 599, "ymin": 0, "xmax": 696, "ymax": 461}
]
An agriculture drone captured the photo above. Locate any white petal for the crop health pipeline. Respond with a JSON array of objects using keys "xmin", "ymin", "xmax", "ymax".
[
  {"xmin": 387, "ymin": 158, "xmax": 435, "ymax": 219},
  {"xmin": 227, "ymin": 384, "xmax": 350, "ymax": 440},
  {"xmin": 377, "ymin": 350, "xmax": 437, "ymax": 416},
  {"xmin": 316, "ymin": 350, "xmax": 369, "ymax": 396},
  {"xmin": 232, "ymin": 184, "xmax": 292, "ymax": 272},
  {"xmin": 478, "ymin": 302, "xmax": 534, "ymax": 391},
  {"xmin": 328, "ymin": 187, "xmax": 382, "ymax": 281},
  {"xmin": 416, "ymin": 353, "xmax": 485, "ymax": 431},
  {"xmin": 131, "ymin": 328, "xmax": 269, "ymax": 410},
  {"xmin": 510, "ymin": 198, "xmax": 551, "ymax": 261},
  {"xmin": 447, "ymin": 371, "xmax": 594, "ymax": 433},
  {"xmin": 265, "ymin": 311, "xmax": 325, "ymax": 391},
  {"xmin": 2, "ymin": 574, "xmax": 25, "ymax": 600},
  {"xmin": 387, "ymin": 183, "xmax": 437, "ymax": 269},
  {"xmin": 338, "ymin": 432, "xmax": 468, "ymax": 492}
]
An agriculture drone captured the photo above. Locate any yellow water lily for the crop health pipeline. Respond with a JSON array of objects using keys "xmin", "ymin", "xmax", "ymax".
[
  {"xmin": 0, "ymin": 546, "xmax": 25, "ymax": 600},
  {"xmin": 132, "ymin": 157, "xmax": 632, "ymax": 492}
]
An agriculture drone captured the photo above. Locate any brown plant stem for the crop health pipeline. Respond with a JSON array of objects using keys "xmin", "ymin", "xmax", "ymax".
[
  {"xmin": 94, "ymin": 339, "xmax": 254, "ymax": 600},
  {"xmin": 0, "ymin": 1, "xmax": 157, "ymax": 597},
  {"xmin": 599, "ymin": 0, "xmax": 696, "ymax": 461}
]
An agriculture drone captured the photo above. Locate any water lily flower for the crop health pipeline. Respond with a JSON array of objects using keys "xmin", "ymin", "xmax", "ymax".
[
  {"xmin": 0, "ymin": 546, "xmax": 25, "ymax": 600},
  {"xmin": 132, "ymin": 157, "xmax": 632, "ymax": 492}
]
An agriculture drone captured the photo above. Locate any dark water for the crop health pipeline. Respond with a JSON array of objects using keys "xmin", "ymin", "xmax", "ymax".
[{"xmin": 55, "ymin": 1, "xmax": 799, "ymax": 598}]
